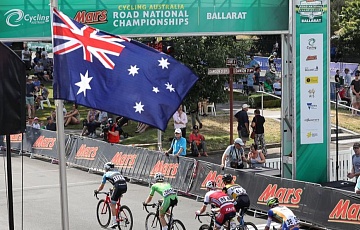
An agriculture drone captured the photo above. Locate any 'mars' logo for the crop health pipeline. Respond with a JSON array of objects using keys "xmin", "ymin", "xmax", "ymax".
[
  {"xmin": 111, "ymin": 152, "xmax": 137, "ymax": 168},
  {"xmin": 257, "ymin": 184, "xmax": 302, "ymax": 208},
  {"xmin": 75, "ymin": 144, "xmax": 98, "ymax": 160},
  {"xmin": 329, "ymin": 199, "xmax": 360, "ymax": 224},
  {"xmin": 33, "ymin": 136, "xmax": 56, "ymax": 150},
  {"xmin": 150, "ymin": 161, "xmax": 178, "ymax": 178},
  {"xmin": 201, "ymin": 171, "xmax": 237, "ymax": 189},
  {"xmin": 74, "ymin": 10, "xmax": 108, "ymax": 24}
]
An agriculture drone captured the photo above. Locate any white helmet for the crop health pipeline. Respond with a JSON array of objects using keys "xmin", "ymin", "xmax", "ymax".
[
  {"xmin": 205, "ymin": 180, "xmax": 216, "ymax": 190},
  {"xmin": 104, "ymin": 162, "xmax": 114, "ymax": 170},
  {"xmin": 154, "ymin": 172, "xmax": 164, "ymax": 182}
]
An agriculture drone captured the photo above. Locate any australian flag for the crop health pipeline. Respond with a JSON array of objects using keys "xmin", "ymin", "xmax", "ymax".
[{"xmin": 52, "ymin": 8, "xmax": 198, "ymax": 131}]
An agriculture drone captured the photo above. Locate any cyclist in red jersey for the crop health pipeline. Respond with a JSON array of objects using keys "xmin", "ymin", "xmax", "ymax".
[{"xmin": 195, "ymin": 180, "xmax": 236, "ymax": 230}]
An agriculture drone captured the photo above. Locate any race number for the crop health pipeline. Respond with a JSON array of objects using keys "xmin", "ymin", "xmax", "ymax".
[
  {"xmin": 113, "ymin": 175, "xmax": 125, "ymax": 183},
  {"xmin": 163, "ymin": 188, "xmax": 176, "ymax": 197},
  {"xmin": 218, "ymin": 196, "xmax": 232, "ymax": 204}
]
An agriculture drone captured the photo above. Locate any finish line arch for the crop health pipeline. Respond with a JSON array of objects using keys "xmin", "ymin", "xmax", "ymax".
[{"xmin": 0, "ymin": 0, "xmax": 330, "ymax": 183}]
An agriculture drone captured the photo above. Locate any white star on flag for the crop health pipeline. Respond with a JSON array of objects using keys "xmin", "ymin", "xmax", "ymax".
[
  {"xmin": 152, "ymin": 87, "xmax": 160, "ymax": 93},
  {"xmin": 75, "ymin": 70, "xmax": 93, "ymax": 97},
  {"xmin": 158, "ymin": 57, "xmax": 170, "ymax": 69},
  {"xmin": 128, "ymin": 65, "xmax": 140, "ymax": 76},
  {"xmin": 165, "ymin": 82, "xmax": 175, "ymax": 92},
  {"xmin": 133, "ymin": 101, "xmax": 144, "ymax": 114}
]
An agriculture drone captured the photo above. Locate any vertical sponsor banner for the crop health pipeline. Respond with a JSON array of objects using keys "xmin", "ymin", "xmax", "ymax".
[{"xmin": 294, "ymin": 0, "xmax": 329, "ymax": 182}]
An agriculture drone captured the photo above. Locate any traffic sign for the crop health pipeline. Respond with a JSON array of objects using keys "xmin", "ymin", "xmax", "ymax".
[
  {"xmin": 234, "ymin": 67, "xmax": 254, "ymax": 74},
  {"xmin": 208, "ymin": 68, "xmax": 230, "ymax": 75},
  {"xmin": 226, "ymin": 58, "xmax": 237, "ymax": 66}
]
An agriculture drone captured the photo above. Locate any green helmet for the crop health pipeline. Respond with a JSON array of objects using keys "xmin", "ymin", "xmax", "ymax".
[{"xmin": 266, "ymin": 197, "xmax": 279, "ymax": 207}]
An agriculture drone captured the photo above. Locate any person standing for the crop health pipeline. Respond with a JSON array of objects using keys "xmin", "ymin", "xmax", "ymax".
[
  {"xmin": 350, "ymin": 71, "xmax": 360, "ymax": 115},
  {"xmin": 251, "ymin": 109, "xmax": 267, "ymax": 155},
  {"xmin": 22, "ymin": 45, "xmax": 31, "ymax": 70},
  {"xmin": 189, "ymin": 100, "xmax": 203, "ymax": 129},
  {"xmin": 235, "ymin": 104, "xmax": 250, "ymax": 144},
  {"xmin": 164, "ymin": 128, "xmax": 187, "ymax": 157},
  {"xmin": 172, "ymin": 105, "xmax": 188, "ymax": 138},
  {"xmin": 344, "ymin": 68, "xmax": 352, "ymax": 86},
  {"xmin": 26, "ymin": 75, "xmax": 38, "ymax": 119},
  {"xmin": 348, "ymin": 142, "xmax": 360, "ymax": 181},
  {"xmin": 334, "ymin": 69, "xmax": 340, "ymax": 84},
  {"xmin": 253, "ymin": 66, "xmax": 261, "ymax": 92},
  {"xmin": 221, "ymin": 138, "xmax": 247, "ymax": 169}
]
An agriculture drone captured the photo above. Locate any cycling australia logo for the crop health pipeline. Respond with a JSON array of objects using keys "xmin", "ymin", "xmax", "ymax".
[
  {"xmin": 307, "ymin": 38, "xmax": 317, "ymax": 50},
  {"xmin": 5, "ymin": 9, "xmax": 50, "ymax": 27}
]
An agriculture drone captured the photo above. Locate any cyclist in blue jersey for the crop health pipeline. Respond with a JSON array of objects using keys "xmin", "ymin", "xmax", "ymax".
[
  {"xmin": 94, "ymin": 162, "xmax": 127, "ymax": 228},
  {"xmin": 265, "ymin": 197, "xmax": 300, "ymax": 230}
]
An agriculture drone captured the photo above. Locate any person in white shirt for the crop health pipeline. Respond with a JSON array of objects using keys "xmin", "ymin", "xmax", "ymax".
[
  {"xmin": 273, "ymin": 78, "xmax": 282, "ymax": 96},
  {"xmin": 32, "ymin": 117, "xmax": 41, "ymax": 129},
  {"xmin": 172, "ymin": 105, "xmax": 188, "ymax": 138}
]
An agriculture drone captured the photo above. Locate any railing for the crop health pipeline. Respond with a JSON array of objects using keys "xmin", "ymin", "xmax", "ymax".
[
  {"xmin": 330, "ymin": 100, "xmax": 360, "ymax": 114},
  {"xmin": 264, "ymin": 148, "xmax": 354, "ymax": 182}
]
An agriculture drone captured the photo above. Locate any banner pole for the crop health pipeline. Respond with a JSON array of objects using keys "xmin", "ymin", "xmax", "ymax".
[
  {"xmin": 50, "ymin": 0, "xmax": 70, "ymax": 229},
  {"xmin": 6, "ymin": 134, "xmax": 14, "ymax": 230}
]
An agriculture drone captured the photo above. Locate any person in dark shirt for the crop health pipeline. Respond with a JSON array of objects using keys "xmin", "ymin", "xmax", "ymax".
[
  {"xmin": 234, "ymin": 104, "xmax": 250, "ymax": 144},
  {"xmin": 45, "ymin": 117, "xmax": 56, "ymax": 131},
  {"xmin": 251, "ymin": 109, "xmax": 267, "ymax": 156}
]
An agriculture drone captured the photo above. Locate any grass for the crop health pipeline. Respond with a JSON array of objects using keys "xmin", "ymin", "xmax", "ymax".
[{"xmin": 34, "ymin": 82, "xmax": 360, "ymax": 152}]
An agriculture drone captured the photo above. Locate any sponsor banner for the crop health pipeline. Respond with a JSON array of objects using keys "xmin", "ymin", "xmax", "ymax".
[
  {"xmin": 0, "ymin": 0, "xmax": 289, "ymax": 40},
  {"xmin": 67, "ymin": 136, "xmax": 108, "ymax": 169}
]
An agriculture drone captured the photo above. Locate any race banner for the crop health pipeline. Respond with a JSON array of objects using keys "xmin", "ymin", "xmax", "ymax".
[{"xmin": 0, "ymin": 0, "xmax": 289, "ymax": 40}]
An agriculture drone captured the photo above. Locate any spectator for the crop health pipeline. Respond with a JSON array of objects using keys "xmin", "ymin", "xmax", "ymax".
[
  {"xmin": 351, "ymin": 71, "xmax": 360, "ymax": 115},
  {"xmin": 64, "ymin": 104, "xmax": 80, "ymax": 126},
  {"xmin": 189, "ymin": 100, "xmax": 203, "ymax": 129},
  {"xmin": 356, "ymin": 176, "xmax": 360, "ymax": 194},
  {"xmin": 199, "ymin": 98, "xmax": 209, "ymax": 116},
  {"xmin": 344, "ymin": 68, "xmax": 352, "ymax": 86},
  {"xmin": 46, "ymin": 117, "xmax": 56, "ymax": 131},
  {"xmin": 234, "ymin": 104, "xmax": 250, "ymax": 144},
  {"xmin": 116, "ymin": 116, "xmax": 130, "ymax": 137},
  {"xmin": 189, "ymin": 125, "xmax": 208, "ymax": 157},
  {"xmin": 348, "ymin": 142, "xmax": 360, "ymax": 181},
  {"xmin": 334, "ymin": 69, "xmax": 340, "ymax": 84},
  {"xmin": 135, "ymin": 122, "xmax": 149, "ymax": 133},
  {"xmin": 246, "ymin": 71, "xmax": 255, "ymax": 95},
  {"xmin": 35, "ymin": 84, "xmax": 49, "ymax": 109},
  {"xmin": 41, "ymin": 47, "xmax": 48, "ymax": 58},
  {"xmin": 34, "ymin": 62, "xmax": 44, "ymax": 80},
  {"xmin": 249, "ymin": 54, "xmax": 260, "ymax": 68},
  {"xmin": 39, "ymin": 54, "xmax": 50, "ymax": 72},
  {"xmin": 22, "ymin": 45, "xmax": 31, "ymax": 70},
  {"xmin": 32, "ymin": 117, "xmax": 41, "ymax": 129},
  {"xmin": 82, "ymin": 108, "xmax": 99, "ymax": 137},
  {"xmin": 173, "ymin": 105, "xmax": 188, "ymax": 138},
  {"xmin": 32, "ymin": 53, "xmax": 41, "ymax": 68},
  {"xmin": 253, "ymin": 66, "xmax": 261, "ymax": 92},
  {"xmin": 103, "ymin": 118, "xmax": 120, "ymax": 143},
  {"xmin": 251, "ymin": 109, "xmax": 267, "ymax": 156},
  {"xmin": 221, "ymin": 138, "xmax": 247, "ymax": 169},
  {"xmin": 164, "ymin": 128, "xmax": 186, "ymax": 157},
  {"xmin": 26, "ymin": 75, "xmax": 38, "ymax": 119},
  {"xmin": 273, "ymin": 78, "xmax": 281, "ymax": 96},
  {"xmin": 339, "ymin": 85, "xmax": 351, "ymax": 106},
  {"xmin": 247, "ymin": 144, "xmax": 266, "ymax": 168}
]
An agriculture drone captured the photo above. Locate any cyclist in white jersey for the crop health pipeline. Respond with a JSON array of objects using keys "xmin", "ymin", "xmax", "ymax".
[{"xmin": 265, "ymin": 197, "xmax": 300, "ymax": 230}]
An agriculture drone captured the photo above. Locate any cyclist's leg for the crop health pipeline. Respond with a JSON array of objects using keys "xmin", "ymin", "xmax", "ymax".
[
  {"xmin": 111, "ymin": 184, "xmax": 127, "ymax": 225},
  {"xmin": 160, "ymin": 197, "xmax": 171, "ymax": 229}
]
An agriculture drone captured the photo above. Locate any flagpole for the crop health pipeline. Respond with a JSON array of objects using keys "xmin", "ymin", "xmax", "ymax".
[{"xmin": 50, "ymin": 0, "xmax": 70, "ymax": 230}]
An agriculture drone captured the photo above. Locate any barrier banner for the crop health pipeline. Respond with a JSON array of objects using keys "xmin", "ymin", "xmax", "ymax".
[{"xmin": 67, "ymin": 136, "xmax": 109, "ymax": 169}]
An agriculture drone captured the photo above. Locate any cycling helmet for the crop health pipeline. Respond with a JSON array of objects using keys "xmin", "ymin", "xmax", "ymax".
[
  {"xmin": 222, "ymin": 174, "xmax": 233, "ymax": 183},
  {"xmin": 154, "ymin": 172, "xmax": 165, "ymax": 182},
  {"xmin": 104, "ymin": 162, "xmax": 114, "ymax": 171},
  {"xmin": 266, "ymin": 197, "xmax": 279, "ymax": 207},
  {"xmin": 205, "ymin": 180, "xmax": 216, "ymax": 190}
]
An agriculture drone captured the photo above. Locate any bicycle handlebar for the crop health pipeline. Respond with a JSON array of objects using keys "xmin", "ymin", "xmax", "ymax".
[
  {"xmin": 195, "ymin": 212, "xmax": 215, "ymax": 223},
  {"xmin": 142, "ymin": 203, "xmax": 157, "ymax": 213}
]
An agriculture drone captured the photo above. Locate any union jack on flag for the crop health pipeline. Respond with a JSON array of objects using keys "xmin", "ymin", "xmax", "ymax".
[{"xmin": 52, "ymin": 8, "xmax": 198, "ymax": 131}]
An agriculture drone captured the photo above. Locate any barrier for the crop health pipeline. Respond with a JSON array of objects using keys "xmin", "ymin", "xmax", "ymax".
[{"xmin": 8, "ymin": 128, "xmax": 360, "ymax": 230}]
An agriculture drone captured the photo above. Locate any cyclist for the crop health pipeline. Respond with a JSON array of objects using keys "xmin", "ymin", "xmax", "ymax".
[
  {"xmin": 143, "ymin": 172, "xmax": 178, "ymax": 230},
  {"xmin": 222, "ymin": 174, "xmax": 250, "ymax": 223},
  {"xmin": 195, "ymin": 180, "xmax": 236, "ymax": 230},
  {"xmin": 94, "ymin": 162, "xmax": 127, "ymax": 229},
  {"xmin": 265, "ymin": 197, "xmax": 300, "ymax": 230}
]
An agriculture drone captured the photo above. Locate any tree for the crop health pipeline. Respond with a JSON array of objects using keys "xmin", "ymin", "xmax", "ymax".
[{"xmin": 170, "ymin": 36, "xmax": 252, "ymax": 108}]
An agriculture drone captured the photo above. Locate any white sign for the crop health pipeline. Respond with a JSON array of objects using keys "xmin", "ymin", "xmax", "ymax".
[{"xmin": 208, "ymin": 68, "xmax": 230, "ymax": 75}]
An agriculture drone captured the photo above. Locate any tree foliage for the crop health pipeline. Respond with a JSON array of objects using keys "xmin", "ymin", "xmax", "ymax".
[
  {"xmin": 170, "ymin": 36, "xmax": 252, "ymax": 108},
  {"xmin": 338, "ymin": 0, "xmax": 360, "ymax": 54}
]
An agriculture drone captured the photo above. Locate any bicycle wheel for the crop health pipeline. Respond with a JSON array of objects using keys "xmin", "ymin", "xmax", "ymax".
[
  {"xmin": 199, "ymin": 224, "xmax": 211, "ymax": 230},
  {"xmin": 117, "ymin": 205, "xmax": 133, "ymax": 230},
  {"xmin": 145, "ymin": 212, "xmax": 161, "ymax": 230},
  {"xmin": 96, "ymin": 199, "xmax": 111, "ymax": 228},
  {"xmin": 242, "ymin": 222, "xmax": 258, "ymax": 230},
  {"xmin": 169, "ymin": 219, "xmax": 186, "ymax": 230}
]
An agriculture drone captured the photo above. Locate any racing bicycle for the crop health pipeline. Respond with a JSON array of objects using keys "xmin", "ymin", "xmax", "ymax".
[
  {"xmin": 94, "ymin": 188, "xmax": 133, "ymax": 230},
  {"xmin": 143, "ymin": 200, "xmax": 186, "ymax": 230}
]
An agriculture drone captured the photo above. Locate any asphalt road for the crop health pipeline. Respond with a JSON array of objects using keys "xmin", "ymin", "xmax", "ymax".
[{"xmin": 0, "ymin": 152, "xmax": 285, "ymax": 230}]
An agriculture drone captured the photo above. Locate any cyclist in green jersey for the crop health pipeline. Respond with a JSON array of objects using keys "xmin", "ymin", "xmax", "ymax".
[{"xmin": 143, "ymin": 172, "xmax": 178, "ymax": 230}]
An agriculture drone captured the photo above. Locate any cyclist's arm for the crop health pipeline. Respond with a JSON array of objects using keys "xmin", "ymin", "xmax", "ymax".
[
  {"xmin": 96, "ymin": 174, "xmax": 107, "ymax": 192},
  {"xmin": 264, "ymin": 217, "xmax": 272, "ymax": 230},
  {"xmin": 144, "ymin": 184, "xmax": 157, "ymax": 204},
  {"xmin": 196, "ymin": 204, "xmax": 207, "ymax": 215}
]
